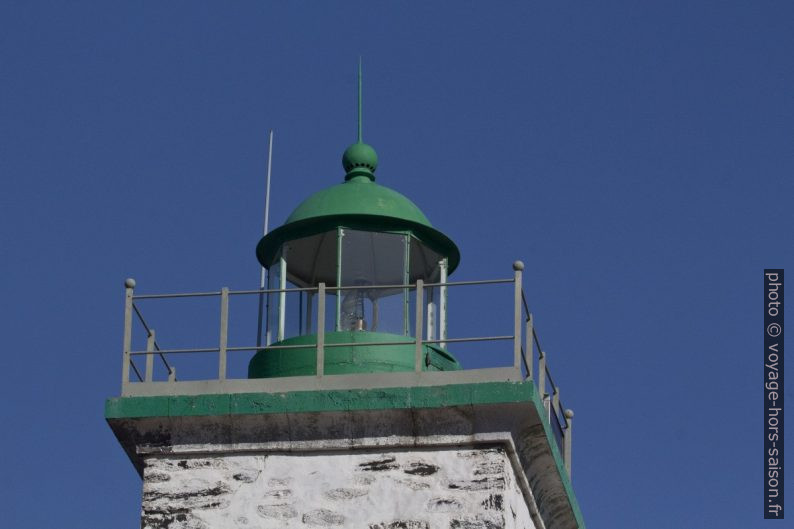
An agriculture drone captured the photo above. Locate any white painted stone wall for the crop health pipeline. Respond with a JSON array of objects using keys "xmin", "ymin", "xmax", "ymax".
[{"xmin": 142, "ymin": 447, "xmax": 536, "ymax": 529}]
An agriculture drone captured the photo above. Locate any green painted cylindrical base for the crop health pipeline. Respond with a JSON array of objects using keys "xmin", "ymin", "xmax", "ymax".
[{"xmin": 248, "ymin": 331, "xmax": 461, "ymax": 378}]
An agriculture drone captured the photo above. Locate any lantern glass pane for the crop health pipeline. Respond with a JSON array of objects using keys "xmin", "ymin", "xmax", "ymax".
[
  {"xmin": 282, "ymin": 231, "xmax": 338, "ymax": 287},
  {"xmin": 339, "ymin": 230, "xmax": 408, "ymax": 334}
]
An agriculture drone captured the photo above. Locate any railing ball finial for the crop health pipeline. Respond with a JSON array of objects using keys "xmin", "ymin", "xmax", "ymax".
[
  {"xmin": 512, "ymin": 260, "xmax": 524, "ymax": 271},
  {"xmin": 564, "ymin": 409, "xmax": 574, "ymax": 419},
  {"xmin": 125, "ymin": 278, "xmax": 136, "ymax": 289}
]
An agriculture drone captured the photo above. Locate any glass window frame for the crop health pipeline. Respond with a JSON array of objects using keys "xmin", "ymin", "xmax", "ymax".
[{"xmin": 267, "ymin": 228, "xmax": 448, "ymax": 342}]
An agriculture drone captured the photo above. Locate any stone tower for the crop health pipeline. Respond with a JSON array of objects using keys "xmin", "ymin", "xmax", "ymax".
[{"xmin": 106, "ymin": 74, "xmax": 584, "ymax": 529}]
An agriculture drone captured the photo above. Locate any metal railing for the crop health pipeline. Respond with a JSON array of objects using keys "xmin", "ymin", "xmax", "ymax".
[
  {"xmin": 119, "ymin": 261, "xmax": 575, "ymax": 477},
  {"xmin": 519, "ymin": 277, "xmax": 574, "ymax": 477}
]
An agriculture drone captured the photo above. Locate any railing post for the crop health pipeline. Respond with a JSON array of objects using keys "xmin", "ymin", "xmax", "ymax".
[
  {"xmin": 564, "ymin": 409, "xmax": 574, "ymax": 478},
  {"xmin": 512, "ymin": 261, "xmax": 524, "ymax": 372},
  {"xmin": 414, "ymin": 279, "xmax": 424, "ymax": 372},
  {"xmin": 439, "ymin": 258, "xmax": 448, "ymax": 349},
  {"xmin": 278, "ymin": 254, "xmax": 287, "ymax": 341},
  {"xmin": 538, "ymin": 349, "xmax": 547, "ymax": 401},
  {"xmin": 218, "ymin": 287, "xmax": 229, "ymax": 380},
  {"xmin": 525, "ymin": 313, "xmax": 534, "ymax": 380},
  {"xmin": 336, "ymin": 228, "xmax": 343, "ymax": 332},
  {"xmin": 552, "ymin": 386, "xmax": 560, "ymax": 418},
  {"xmin": 145, "ymin": 329, "xmax": 156, "ymax": 382},
  {"xmin": 316, "ymin": 283, "xmax": 325, "ymax": 376},
  {"xmin": 122, "ymin": 278, "xmax": 135, "ymax": 391}
]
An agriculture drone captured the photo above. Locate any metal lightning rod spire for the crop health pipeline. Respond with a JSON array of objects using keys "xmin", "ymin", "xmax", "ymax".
[
  {"xmin": 256, "ymin": 129, "xmax": 274, "ymax": 348},
  {"xmin": 357, "ymin": 56, "xmax": 362, "ymax": 143}
]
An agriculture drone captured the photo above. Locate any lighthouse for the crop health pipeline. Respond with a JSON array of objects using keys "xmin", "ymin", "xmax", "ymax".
[{"xmin": 106, "ymin": 75, "xmax": 585, "ymax": 529}]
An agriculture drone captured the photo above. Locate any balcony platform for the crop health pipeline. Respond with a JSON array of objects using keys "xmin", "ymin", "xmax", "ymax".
[{"xmin": 106, "ymin": 379, "xmax": 584, "ymax": 529}]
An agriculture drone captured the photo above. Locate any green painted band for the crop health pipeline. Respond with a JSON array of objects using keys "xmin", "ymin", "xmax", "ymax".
[{"xmin": 105, "ymin": 381, "xmax": 534, "ymax": 419}]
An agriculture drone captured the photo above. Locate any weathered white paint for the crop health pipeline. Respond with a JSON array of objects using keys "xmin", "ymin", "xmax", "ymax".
[{"xmin": 142, "ymin": 446, "xmax": 536, "ymax": 529}]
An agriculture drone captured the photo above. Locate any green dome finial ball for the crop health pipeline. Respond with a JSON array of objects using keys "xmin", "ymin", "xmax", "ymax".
[{"xmin": 342, "ymin": 142, "xmax": 378, "ymax": 180}]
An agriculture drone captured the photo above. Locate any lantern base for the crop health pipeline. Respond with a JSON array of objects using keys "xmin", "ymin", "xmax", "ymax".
[{"xmin": 248, "ymin": 331, "xmax": 461, "ymax": 378}]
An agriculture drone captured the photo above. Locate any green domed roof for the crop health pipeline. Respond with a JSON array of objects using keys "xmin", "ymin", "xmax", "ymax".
[
  {"xmin": 286, "ymin": 178, "xmax": 430, "ymax": 226},
  {"xmin": 256, "ymin": 143, "xmax": 460, "ymax": 272}
]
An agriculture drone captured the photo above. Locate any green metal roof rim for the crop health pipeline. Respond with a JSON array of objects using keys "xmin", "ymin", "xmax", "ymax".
[{"xmin": 256, "ymin": 215, "xmax": 460, "ymax": 273}]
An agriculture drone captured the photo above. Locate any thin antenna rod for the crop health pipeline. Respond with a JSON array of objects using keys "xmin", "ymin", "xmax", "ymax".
[
  {"xmin": 263, "ymin": 129, "xmax": 274, "ymax": 236},
  {"xmin": 357, "ymin": 57, "xmax": 363, "ymax": 143},
  {"xmin": 256, "ymin": 129, "xmax": 274, "ymax": 348}
]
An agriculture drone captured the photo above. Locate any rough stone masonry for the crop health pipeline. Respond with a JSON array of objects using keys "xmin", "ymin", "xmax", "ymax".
[{"xmin": 141, "ymin": 446, "xmax": 535, "ymax": 529}]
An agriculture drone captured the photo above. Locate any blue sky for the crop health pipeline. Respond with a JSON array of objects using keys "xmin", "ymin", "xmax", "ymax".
[{"xmin": 0, "ymin": 1, "xmax": 791, "ymax": 527}]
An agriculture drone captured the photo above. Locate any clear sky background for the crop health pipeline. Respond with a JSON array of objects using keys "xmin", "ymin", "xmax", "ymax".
[{"xmin": 1, "ymin": 1, "xmax": 792, "ymax": 527}]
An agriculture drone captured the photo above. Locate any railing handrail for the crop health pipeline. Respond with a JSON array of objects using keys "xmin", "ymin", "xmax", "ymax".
[
  {"xmin": 131, "ymin": 277, "xmax": 516, "ymax": 300},
  {"xmin": 128, "ymin": 334, "xmax": 516, "ymax": 357}
]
